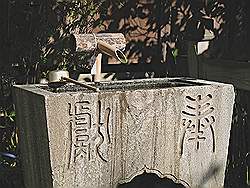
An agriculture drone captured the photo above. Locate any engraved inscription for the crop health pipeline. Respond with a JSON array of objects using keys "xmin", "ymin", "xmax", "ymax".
[
  {"xmin": 96, "ymin": 100, "xmax": 111, "ymax": 162},
  {"xmin": 69, "ymin": 101, "xmax": 92, "ymax": 164},
  {"xmin": 68, "ymin": 100, "xmax": 111, "ymax": 166},
  {"xmin": 180, "ymin": 94, "xmax": 215, "ymax": 154}
]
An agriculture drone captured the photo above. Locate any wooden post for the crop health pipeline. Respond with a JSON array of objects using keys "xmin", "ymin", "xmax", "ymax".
[
  {"xmin": 94, "ymin": 53, "xmax": 102, "ymax": 82},
  {"xmin": 187, "ymin": 41, "xmax": 199, "ymax": 78},
  {"xmin": 187, "ymin": 30, "xmax": 215, "ymax": 78}
]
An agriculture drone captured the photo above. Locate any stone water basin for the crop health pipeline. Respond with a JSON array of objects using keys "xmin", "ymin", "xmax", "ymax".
[
  {"xmin": 13, "ymin": 78, "xmax": 235, "ymax": 188},
  {"xmin": 39, "ymin": 78, "xmax": 207, "ymax": 93}
]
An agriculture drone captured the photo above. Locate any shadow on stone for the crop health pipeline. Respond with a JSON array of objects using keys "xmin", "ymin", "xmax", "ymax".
[{"xmin": 117, "ymin": 173, "xmax": 185, "ymax": 188}]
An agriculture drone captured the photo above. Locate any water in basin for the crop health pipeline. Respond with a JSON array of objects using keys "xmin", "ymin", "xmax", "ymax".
[{"xmin": 38, "ymin": 78, "xmax": 208, "ymax": 93}]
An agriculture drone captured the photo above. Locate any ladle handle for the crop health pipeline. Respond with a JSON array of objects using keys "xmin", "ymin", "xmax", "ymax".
[{"xmin": 61, "ymin": 77, "xmax": 99, "ymax": 92}]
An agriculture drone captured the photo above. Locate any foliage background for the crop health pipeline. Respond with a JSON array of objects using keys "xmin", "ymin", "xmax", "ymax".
[{"xmin": 0, "ymin": 0, "xmax": 249, "ymax": 187}]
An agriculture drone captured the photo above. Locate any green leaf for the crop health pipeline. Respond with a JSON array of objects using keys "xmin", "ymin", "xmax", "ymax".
[
  {"xmin": 172, "ymin": 48, "xmax": 179, "ymax": 64},
  {"xmin": 172, "ymin": 48, "xmax": 179, "ymax": 58},
  {"xmin": 8, "ymin": 111, "xmax": 16, "ymax": 122}
]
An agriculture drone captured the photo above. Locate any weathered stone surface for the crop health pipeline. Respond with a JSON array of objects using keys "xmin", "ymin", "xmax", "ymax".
[{"xmin": 13, "ymin": 78, "xmax": 235, "ymax": 188}]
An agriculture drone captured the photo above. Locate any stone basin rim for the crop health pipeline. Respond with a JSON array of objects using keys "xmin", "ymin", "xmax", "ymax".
[{"xmin": 37, "ymin": 77, "xmax": 210, "ymax": 93}]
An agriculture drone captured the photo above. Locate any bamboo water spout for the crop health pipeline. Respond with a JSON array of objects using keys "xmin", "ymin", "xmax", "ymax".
[
  {"xmin": 73, "ymin": 33, "xmax": 127, "ymax": 82},
  {"xmin": 94, "ymin": 40, "xmax": 127, "ymax": 82},
  {"xmin": 97, "ymin": 40, "xmax": 127, "ymax": 64}
]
